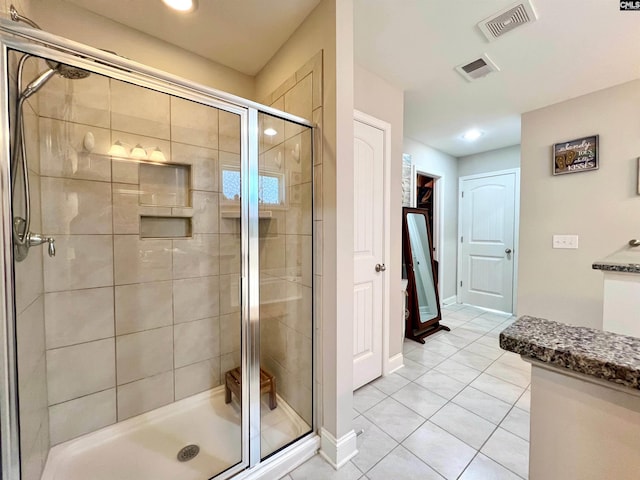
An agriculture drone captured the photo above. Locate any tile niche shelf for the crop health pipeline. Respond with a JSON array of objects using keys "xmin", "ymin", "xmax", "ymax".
[
  {"xmin": 220, "ymin": 208, "xmax": 273, "ymax": 219},
  {"xmin": 137, "ymin": 162, "xmax": 193, "ymax": 238}
]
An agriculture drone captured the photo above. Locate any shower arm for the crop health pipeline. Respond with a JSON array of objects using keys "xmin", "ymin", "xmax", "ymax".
[{"xmin": 9, "ymin": 5, "xmax": 42, "ymax": 30}]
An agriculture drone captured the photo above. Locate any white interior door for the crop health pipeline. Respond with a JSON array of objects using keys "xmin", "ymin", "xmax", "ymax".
[
  {"xmin": 458, "ymin": 171, "xmax": 518, "ymax": 313},
  {"xmin": 353, "ymin": 118, "xmax": 384, "ymax": 390}
]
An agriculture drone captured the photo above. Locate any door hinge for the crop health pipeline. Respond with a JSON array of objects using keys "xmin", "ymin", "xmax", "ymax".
[
  {"xmin": 460, "ymin": 236, "xmax": 463, "ymax": 243},
  {"xmin": 460, "ymin": 280, "xmax": 463, "ymax": 287},
  {"xmin": 461, "ymin": 191, "xmax": 464, "ymax": 198}
]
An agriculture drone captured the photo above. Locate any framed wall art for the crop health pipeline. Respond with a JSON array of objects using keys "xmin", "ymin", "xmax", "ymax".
[{"xmin": 553, "ymin": 135, "xmax": 599, "ymax": 175}]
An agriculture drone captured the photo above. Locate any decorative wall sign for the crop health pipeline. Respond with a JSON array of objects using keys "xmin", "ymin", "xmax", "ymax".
[{"xmin": 553, "ymin": 135, "xmax": 599, "ymax": 175}]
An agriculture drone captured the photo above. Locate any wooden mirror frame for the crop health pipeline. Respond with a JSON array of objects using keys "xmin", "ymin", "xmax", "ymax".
[{"xmin": 402, "ymin": 207, "xmax": 449, "ymax": 343}]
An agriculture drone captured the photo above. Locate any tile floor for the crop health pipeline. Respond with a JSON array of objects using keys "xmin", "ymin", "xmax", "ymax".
[{"xmin": 283, "ymin": 304, "xmax": 531, "ymax": 480}]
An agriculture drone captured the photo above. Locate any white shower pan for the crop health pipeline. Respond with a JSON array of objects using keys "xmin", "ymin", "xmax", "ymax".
[{"xmin": 41, "ymin": 386, "xmax": 309, "ymax": 480}]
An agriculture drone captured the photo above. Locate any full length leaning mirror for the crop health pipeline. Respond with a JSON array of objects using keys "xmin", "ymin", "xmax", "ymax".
[{"xmin": 402, "ymin": 207, "xmax": 449, "ymax": 343}]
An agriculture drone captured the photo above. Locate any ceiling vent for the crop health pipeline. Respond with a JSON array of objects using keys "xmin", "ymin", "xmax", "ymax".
[
  {"xmin": 455, "ymin": 54, "xmax": 500, "ymax": 82},
  {"xmin": 478, "ymin": 0, "xmax": 538, "ymax": 42}
]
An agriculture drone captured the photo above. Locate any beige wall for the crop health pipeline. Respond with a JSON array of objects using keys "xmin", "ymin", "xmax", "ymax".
[
  {"xmin": 354, "ymin": 64, "xmax": 404, "ymax": 359},
  {"xmin": 519, "ymin": 79, "xmax": 640, "ymax": 328},
  {"xmin": 458, "ymin": 145, "xmax": 520, "ymax": 178},
  {"xmin": 16, "ymin": 0, "xmax": 254, "ymax": 98},
  {"xmin": 403, "ymin": 139, "xmax": 459, "ymax": 302}
]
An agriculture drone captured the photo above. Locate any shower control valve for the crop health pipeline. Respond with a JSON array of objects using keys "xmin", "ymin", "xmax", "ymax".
[{"xmin": 28, "ymin": 232, "xmax": 56, "ymax": 257}]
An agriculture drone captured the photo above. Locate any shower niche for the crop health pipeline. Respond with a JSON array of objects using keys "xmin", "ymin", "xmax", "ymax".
[
  {"xmin": 138, "ymin": 162, "xmax": 193, "ymax": 238},
  {"xmin": 1, "ymin": 38, "xmax": 314, "ymax": 480}
]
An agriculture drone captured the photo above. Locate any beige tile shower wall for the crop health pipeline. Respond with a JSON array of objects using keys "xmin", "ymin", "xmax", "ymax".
[
  {"xmin": 37, "ymin": 71, "xmax": 241, "ymax": 445},
  {"xmin": 259, "ymin": 52, "xmax": 322, "ymax": 426},
  {"xmin": 12, "ymin": 51, "xmax": 51, "ymax": 480}
]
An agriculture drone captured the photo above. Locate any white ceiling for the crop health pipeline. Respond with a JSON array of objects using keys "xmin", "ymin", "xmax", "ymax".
[
  {"xmin": 65, "ymin": 0, "xmax": 321, "ymax": 76},
  {"xmin": 354, "ymin": 0, "xmax": 640, "ymax": 157},
  {"xmin": 65, "ymin": 0, "xmax": 640, "ymax": 158}
]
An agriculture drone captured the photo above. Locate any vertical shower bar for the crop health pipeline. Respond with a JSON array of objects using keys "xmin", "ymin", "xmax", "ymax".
[
  {"xmin": 246, "ymin": 108, "xmax": 261, "ymax": 466},
  {"xmin": 0, "ymin": 42, "xmax": 22, "ymax": 480}
]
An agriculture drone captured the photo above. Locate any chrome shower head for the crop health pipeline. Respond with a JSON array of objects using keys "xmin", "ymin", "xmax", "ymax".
[
  {"xmin": 47, "ymin": 61, "xmax": 91, "ymax": 80},
  {"xmin": 20, "ymin": 62, "xmax": 90, "ymax": 100}
]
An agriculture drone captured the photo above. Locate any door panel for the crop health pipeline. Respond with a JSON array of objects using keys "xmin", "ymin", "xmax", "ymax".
[
  {"xmin": 8, "ymin": 49, "xmax": 246, "ymax": 480},
  {"xmin": 460, "ymin": 172, "xmax": 516, "ymax": 312},
  {"xmin": 353, "ymin": 120, "xmax": 384, "ymax": 390}
]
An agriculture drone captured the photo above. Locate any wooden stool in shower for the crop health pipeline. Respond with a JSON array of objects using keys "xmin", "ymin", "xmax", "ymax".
[{"xmin": 224, "ymin": 367, "xmax": 277, "ymax": 410}]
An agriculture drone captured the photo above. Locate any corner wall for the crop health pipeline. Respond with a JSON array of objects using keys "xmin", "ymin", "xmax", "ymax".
[
  {"xmin": 519, "ymin": 79, "xmax": 640, "ymax": 328},
  {"xmin": 354, "ymin": 64, "xmax": 404, "ymax": 359},
  {"xmin": 403, "ymin": 139, "xmax": 458, "ymax": 302}
]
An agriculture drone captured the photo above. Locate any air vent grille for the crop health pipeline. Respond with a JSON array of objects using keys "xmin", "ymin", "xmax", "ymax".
[
  {"xmin": 455, "ymin": 54, "xmax": 499, "ymax": 82},
  {"xmin": 462, "ymin": 59, "xmax": 487, "ymax": 75},
  {"xmin": 478, "ymin": 1, "xmax": 538, "ymax": 41}
]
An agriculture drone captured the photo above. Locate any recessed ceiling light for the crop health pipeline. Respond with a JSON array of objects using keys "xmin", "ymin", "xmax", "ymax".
[
  {"xmin": 162, "ymin": 0, "xmax": 198, "ymax": 13},
  {"xmin": 462, "ymin": 129, "xmax": 484, "ymax": 142},
  {"xmin": 264, "ymin": 128, "xmax": 278, "ymax": 136}
]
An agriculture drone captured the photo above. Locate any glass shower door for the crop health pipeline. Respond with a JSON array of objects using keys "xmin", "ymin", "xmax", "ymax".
[
  {"xmin": 258, "ymin": 112, "xmax": 313, "ymax": 459},
  {"xmin": 7, "ymin": 49, "xmax": 245, "ymax": 480}
]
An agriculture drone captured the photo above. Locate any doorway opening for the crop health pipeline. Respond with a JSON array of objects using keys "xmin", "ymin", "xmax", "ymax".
[
  {"xmin": 416, "ymin": 173, "xmax": 435, "ymax": 249},
  {"xmin": 414, "ymin": 172, "xmax": 442, "ymax": 301}
]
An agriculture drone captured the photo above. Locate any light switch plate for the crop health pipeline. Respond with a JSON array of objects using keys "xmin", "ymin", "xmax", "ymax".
[{"xmin": 553, "ymin": 234, "xmax": 579, "ymax": 249}]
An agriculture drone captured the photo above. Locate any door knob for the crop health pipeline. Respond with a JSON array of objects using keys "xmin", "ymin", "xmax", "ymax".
[
  {"xmin": 375, "ymin": 263, "xmax": 386, "ymax": 272},
  {"xmin": 505, "ymin": 248, "xmax": 512, "ymax": 254}
]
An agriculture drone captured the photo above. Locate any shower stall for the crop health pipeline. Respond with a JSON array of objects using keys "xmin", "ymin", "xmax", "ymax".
[{"xmin": 0, "ymin": 18, "xmax": 315, "ymax": 480}]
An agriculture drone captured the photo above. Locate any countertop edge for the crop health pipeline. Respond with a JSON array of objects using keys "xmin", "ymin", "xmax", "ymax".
[
  {"xmin": 592, "ymin": 262, "xmax": 640, "ymax": 274},
  {"xmin": 500, "ymin": 316, "xmax": 640, "ymax": 391}
]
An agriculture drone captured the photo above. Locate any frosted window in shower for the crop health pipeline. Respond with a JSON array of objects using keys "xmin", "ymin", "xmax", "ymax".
[
  {"xmin": 223, "ymin": 168, "xmax": 283, "ymax": 205},
  {"xmin": 222, "ymin": 169, "xmax": 241, "ymax": 201},
  {"xmin": 260, "ymin": 175, "xmax": 280, "ymax": 205}
]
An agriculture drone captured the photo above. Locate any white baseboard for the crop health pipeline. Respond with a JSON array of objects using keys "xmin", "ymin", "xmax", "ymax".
[
  {"xmin": 319, "ymin": 428, "xmax": 358, "ymax": 469},
  {"xmin": 237, "ymin": 434, "xmax": 319, "ymax": 480},
  {"xmin": 442, "ymin": 295, "xmax": 457, "ymax": 306},
  {"xmin": 386, "ymin": 353, "xmax": 404, "ymax": 375}
]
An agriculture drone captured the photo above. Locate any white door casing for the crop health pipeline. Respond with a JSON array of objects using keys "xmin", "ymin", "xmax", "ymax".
[
  {"xmin": 352, "ymin": 113, "xmax": 389, "ymax": 390},
  {"xmin": 458, "ymin": 169, "xmax": 520, "ymax": 313}
]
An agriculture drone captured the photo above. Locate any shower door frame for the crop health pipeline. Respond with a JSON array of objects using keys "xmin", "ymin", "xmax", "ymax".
[{"xmin": 0, "ymin": 23, "xmax": 315, "ymax": 480}]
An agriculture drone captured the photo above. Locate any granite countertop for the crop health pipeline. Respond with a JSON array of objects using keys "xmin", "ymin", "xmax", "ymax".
[
  {"xmin": 592, "ymin": 262, "xmax": 640, "ymax": 274},
  {"xmin": 500, "ymin": 316, "xmax": 640, "ymax": 390}
]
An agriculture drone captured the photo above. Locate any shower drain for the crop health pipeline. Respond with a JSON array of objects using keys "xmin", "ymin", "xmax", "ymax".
[{"xmin": 177, "ymin": 444, "xmax": 200, "ymax": 462}]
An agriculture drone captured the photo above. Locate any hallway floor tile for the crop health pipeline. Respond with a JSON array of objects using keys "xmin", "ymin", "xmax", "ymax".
[{"xmin": 286, "ymin": 306, "xmax": 530, "ymax": 479}]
